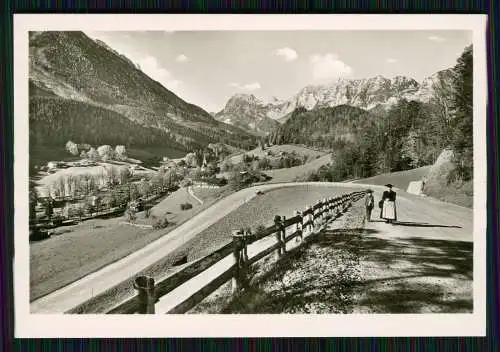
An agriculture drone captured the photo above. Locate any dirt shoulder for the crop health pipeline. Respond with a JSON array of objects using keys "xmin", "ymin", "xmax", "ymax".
[{"xmin": 191, "ymin": 200, "xmax": 472, "ymax": 314}]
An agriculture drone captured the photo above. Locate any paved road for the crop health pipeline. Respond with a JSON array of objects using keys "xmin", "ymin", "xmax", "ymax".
[
  {"xmin": 30, "ymin": 182, "xmax": 366, "ymax": 313},
  {"xmin": 366, "ymin": 189, "xmax": 472, "ymax": 242}
]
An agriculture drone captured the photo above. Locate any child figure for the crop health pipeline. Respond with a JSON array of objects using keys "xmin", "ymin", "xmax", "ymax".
[{"xmin": 365, "ymin": 189, "xmax": 375, "ymax": 222}]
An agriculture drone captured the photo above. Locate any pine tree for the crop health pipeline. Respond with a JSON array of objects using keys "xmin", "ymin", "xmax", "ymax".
[{"xmin": 449, "ymin": 45, "xmax": 473, "ymax": 181}]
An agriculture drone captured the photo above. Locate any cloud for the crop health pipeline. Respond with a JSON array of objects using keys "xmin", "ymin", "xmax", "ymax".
[
  {"xmin": 136, "ymin": 55, "xmax": 181, "ymax": 90},
  {"xmin": 386, "ymin": 58, "xmax": 398, "ymax": 63},
  {"xmin": 176, "ymin": 54, "xmax": 188, "ymax": 63},
  {"xmin": 228, "ymin": 82, "xmax": 261, "ymax": 91},
  {"xmin": 309, "ymin": 53, "xmax": 352, "ymax": 80},
  {"xmin": 272, "ymin": 47, "xmax": 298, "ymax": 62},
  {"xmin": 428, "ymin": 35, "xmax": 446, "ymax": 42}
]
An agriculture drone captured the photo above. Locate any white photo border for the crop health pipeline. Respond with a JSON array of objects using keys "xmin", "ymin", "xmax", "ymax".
[{"xmin": 14, "ymin": 14, "xmax": 488, "ymax": 338}]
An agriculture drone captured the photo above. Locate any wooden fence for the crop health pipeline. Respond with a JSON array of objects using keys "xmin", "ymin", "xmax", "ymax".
[{"xmin": 105, "ymin": 190, "xmax": 367, "ymax": 314}]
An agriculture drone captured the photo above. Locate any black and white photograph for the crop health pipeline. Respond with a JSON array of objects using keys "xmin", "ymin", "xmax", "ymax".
[{"xmin": 14, "ymin": 14, "xmax": 487, "ymax": 337}]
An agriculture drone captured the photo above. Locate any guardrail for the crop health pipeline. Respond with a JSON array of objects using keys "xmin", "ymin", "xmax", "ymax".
[{"xmin": 105, "ymin": 190, "xmax": 367, "ymax": 314}]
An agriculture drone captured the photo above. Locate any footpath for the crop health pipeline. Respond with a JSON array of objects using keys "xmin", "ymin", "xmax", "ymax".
[{"xmin": 191, "ymin": 199, "xmax": 472, "ymax": 314}]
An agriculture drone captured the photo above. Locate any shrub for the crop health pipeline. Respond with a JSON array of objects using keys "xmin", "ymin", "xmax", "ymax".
[
  {"xmin": 152, "ymin": 216, "xmax": 169, "ymax": 229},
  {"xmin": 180, "ymin": 202, "xmax": 193, "ymax": 211}
]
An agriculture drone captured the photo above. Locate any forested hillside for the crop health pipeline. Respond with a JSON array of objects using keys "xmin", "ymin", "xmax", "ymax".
[
  {"xmin": 270, "ymin": 45, "xmax": 473, "ymax": 186},
  {"xmin": 29, "ymin": 31, "xmax": 256, "ymax": 164}
]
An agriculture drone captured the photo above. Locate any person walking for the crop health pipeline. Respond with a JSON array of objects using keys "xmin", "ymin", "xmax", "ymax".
[
  {"xmin": 364, "ymin": 189, "xmax": 375, "ymax": 222},
  {"xmin": 380, "ymin": 184, "xmax": 397, "ymax": 223}
]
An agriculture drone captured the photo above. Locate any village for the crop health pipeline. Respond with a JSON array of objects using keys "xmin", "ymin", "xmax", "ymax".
[{"xmin": 28, "ymin": 140, "xmax": 315, "ymax": 241}]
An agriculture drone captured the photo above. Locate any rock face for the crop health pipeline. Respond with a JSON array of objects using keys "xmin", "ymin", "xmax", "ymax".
[
  {"xmin": 422, "ymin": 149, "xmax": 473, "ymax": 208},
  {"xmin": 29, "ymin": 31, "xmax": 255, "ymax": 153},
  {"xmin": 216, "ymin": 70, "xmax": 455, "ymax": 134},
  {"xmin": 423, "ymin": 149, "xmax": 456, "ymax": 193},
  {"xmin": 213, "ymin": 94, "xmax": 280, "ymax": 136}
]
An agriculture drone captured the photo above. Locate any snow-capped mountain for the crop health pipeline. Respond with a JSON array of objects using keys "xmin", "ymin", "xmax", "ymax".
[
  {"xmin": 213, "ymin": 94, "xmax": 280, "ymax": 136},
  {"xmin": 215, "ymin": 71, "xmax": 455, "ymax": 134}
]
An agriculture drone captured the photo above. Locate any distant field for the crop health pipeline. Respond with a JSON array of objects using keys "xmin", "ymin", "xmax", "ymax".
[
  {"xmin": 29, "ymin": 145, "xmax": 186, "ymax": 169},
  {"xmin": 229, "ymin": 144, "xmax": 327, "ymax": 164},
  {"xmin": 30, "ymin": 146, "xmax": 80, "ymax": 172},
  {"xmin": 352, "ymin": 166, "xmax": 431, "ymax": 191},
  {"xmin": 263, "ymin": 154, "xmax": 333, "ymax": 183},
  {"xmin": 190, "ymin": 187, "xmax": 230, "ymax": 203},
  {"xmin": 127, "ymin": 146, "xmax": 186, "ymax": 162}
]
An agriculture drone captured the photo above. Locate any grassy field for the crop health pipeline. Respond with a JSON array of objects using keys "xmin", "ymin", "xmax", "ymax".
[
  {"xmin": 127, "ymin": 146, "xmax": 186, "ymax": 163},
  {"xmin": 171, "ymin": 185, "xmax": 363, "ymax": 261},
  {"xmin": 30, "ymin": 145, "xmax": 186, "ymax": 171},
  {"xmin": 229, "ymin": 144, "xmax": 327, "ymax": 164},
  {"xmin": 190, "ymin": 187, "xmax": 230, "ymax": 203},
  {"xmin": 30, "ymin": 186, "xmax": 221, "ymax": 301},
  {"xmin": 262, "ymin": 154, "xmax": 333, "ymax": 183},
  {"xmin": 352, "ymin": 166, "xmax": 431, "ymax": 191}
]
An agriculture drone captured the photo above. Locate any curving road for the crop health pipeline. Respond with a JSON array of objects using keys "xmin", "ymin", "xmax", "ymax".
[{"xmin": 30, "ymin": 182, "xmax": 473, "ymax": 313}]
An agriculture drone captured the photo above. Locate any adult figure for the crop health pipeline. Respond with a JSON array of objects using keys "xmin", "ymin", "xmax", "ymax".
[
  {"xmin": 364, "ymin": 189, "xmax": 375, "ymax": 222},
  {"xmin": 380, "ymin": 184, "xmax": 397, "ymax": 223}
]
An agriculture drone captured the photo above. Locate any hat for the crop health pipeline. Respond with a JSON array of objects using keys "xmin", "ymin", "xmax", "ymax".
[
  {"xmin": 385, "ymin": 184, "xmax": 393, "ymax": 188},
  {"xmin": 367, "ymin": 189, "xmax": 373, "ymax": 193}
]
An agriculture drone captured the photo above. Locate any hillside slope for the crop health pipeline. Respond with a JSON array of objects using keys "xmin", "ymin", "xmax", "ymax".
[
  {"xmin": 269, "ymin": 105, "xmax": 378, "ymax": 148},
  {"xmin": 352, "ymin": 166, "xmax": 432, "ymax": 191},
  {"xmin": 29, "ymin": 31, "xmax": 256, "ymax": 162}
]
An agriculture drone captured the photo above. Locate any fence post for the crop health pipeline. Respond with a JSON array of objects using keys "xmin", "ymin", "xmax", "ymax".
[
  {"xmin": 322, "ymin": 198, "xmax": 327, "ymax": 221},
  {"xmin": 303, "ymin": 207, "xmax": 309, "ymax": 236},
  {"xmin": 295, "ymin": 210, "xmax": 303, "ymax": 243},
  {"xmin": 274, "ymin": 215, "xmax": 284, "ymax": 260},
  {"xmin": 134, "ymin": 275, "xmax": 156, "ymax": 314},
  {"xmin": 242, "ymin": 228, "xmax": 249, "ymax": 262},
  {"xmin": 282, "ymin": 216, "xmax": 287, "ymax": 254},
  {"xmin": 231, "ymin": 230, "xmax": 244, "ymax": 293}
]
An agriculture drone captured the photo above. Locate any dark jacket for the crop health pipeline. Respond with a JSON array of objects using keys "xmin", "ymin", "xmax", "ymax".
[
  {"xmin": 365, "ymin": 194, "xmax": 374, "ymax": 209},
  {"xmin": 382, "ymin": 190, "xmax": 396, "ymax": 202}
]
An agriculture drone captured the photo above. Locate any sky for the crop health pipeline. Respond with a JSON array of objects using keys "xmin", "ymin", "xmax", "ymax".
[{"xmin": 85, "ymin": 30, "xmax": 472, "ymax": 113}]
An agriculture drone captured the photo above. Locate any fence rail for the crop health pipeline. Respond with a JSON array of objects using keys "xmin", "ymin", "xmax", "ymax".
[{"xmin": 104, "ymin": 189, "xmax": 366, "ymax": 314}]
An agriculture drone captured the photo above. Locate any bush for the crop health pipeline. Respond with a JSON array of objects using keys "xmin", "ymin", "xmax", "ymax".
[
  {"xmin": 205, "ymin": 176, "xmax": 228, "ymax": 187},
  {"xmin": 29, "ymin": 228, "xmax": 51, "ymax": 242},
  {"xmin": 52, "ymin": 215, "xmax": 64, "ymax": 226},
  {"xmin": 152, "ymin": 216, "xmax": 169, "ymax": 229},
  {"xmin": 180, "ymin": 202, "xmax": 193, "ymax": 211}
]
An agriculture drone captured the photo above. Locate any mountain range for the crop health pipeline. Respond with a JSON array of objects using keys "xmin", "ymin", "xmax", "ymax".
[
  {"xmin": 29, "ymin": 31, "xmax": 256, "ymax": 163},
  {"xmin": 214, "ymin": 70, "xmax": 455, "ymax": 135}
]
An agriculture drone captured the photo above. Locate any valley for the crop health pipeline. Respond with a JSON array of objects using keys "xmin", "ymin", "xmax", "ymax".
[{"xmin": 27, "ymin": 30, "xmax": 474, "ymax": 315}]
